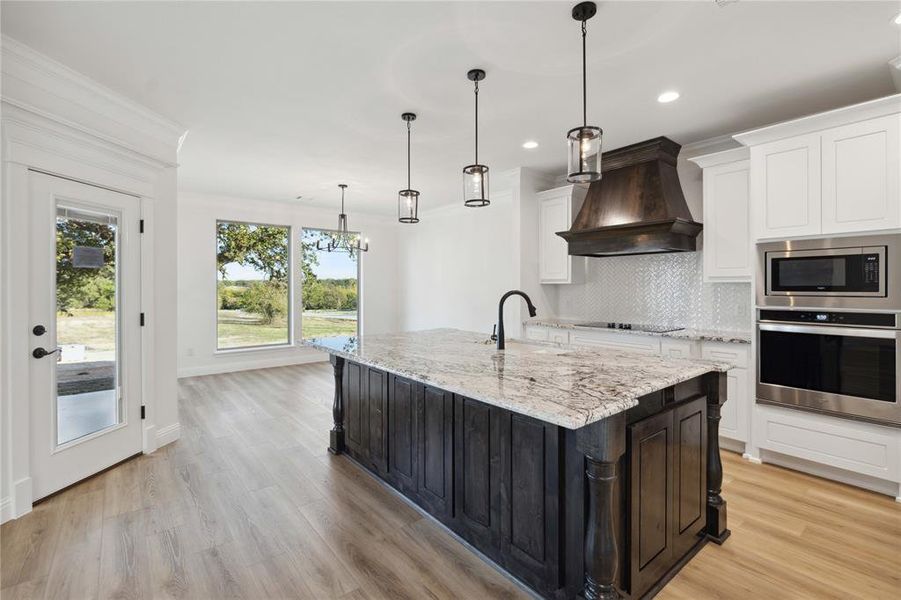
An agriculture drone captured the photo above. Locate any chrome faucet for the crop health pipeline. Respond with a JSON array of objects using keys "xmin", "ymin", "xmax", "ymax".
[{"xmin": 496, "ymin": 290, "xmax": 537, "ymax": 350}]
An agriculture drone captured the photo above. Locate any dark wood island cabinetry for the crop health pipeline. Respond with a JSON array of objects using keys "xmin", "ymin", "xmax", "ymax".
[{"xmin": 309, "ymin": 330, "xmax": 730, "ymax": 599}]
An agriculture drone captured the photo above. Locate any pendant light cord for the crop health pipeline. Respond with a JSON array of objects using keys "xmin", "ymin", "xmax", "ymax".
[
  {"xmin": 474, "ymin": 79, "xmax": 479, "ymax": 165},
  {"xmin": 581, "ymin": 19, "xmax": 587, "ymax": 128},
  {"xmin": 406, "ymin": 120, "xmax": 411, "ymax": 191}
]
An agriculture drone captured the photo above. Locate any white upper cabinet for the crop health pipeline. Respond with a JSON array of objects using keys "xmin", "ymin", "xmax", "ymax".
[
  {"xmin": 735, "ymin": 94, "xmax": 901, "ymax": 240},
  {"xmin": 821, "ymin": 114, "xmax": 900, "ymax": 234},
  {"xmin": 690, "ymin": 147, "xmax": 752, "ymax": 282},
  {"xmin": 751, "ymin": 133, "xmax": 822, "ymax": 239},
  {"xmin": 537, "ymin": 185, "xmax": 586, "ymax": 284}
]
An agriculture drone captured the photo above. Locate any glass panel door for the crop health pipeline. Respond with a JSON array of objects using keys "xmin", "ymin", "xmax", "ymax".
[{"xmin": 55, "ymin": 205, "xmax": 121, "ymax": 446}]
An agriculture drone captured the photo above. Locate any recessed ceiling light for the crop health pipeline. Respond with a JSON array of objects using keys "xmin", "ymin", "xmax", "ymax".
[
  {"xmin": 522, "ymin": 140, "xmax": 539, "ymax": 149},
  {"xmin": 894, "ymin": 11, "xmax": 901, "ymax": 25},
  {"xmin": 657, "ymin": 91, "xmax": 680, "ymax": 103}
]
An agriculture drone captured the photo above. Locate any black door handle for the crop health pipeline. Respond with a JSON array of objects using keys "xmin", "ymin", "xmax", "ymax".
[{"xmin": 33, "ymin": 347, "xmax": 61, "ymax": 359}]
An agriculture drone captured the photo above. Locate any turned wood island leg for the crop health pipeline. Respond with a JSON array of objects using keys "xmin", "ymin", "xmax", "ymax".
[
  {"xmin": 575, "ymin": 413, "xmax": 626, "ymax": 600},
  {"xmin": 328, "ymin": 354, "xmax": 346, "ymax": 455},
  {"xmin": 705, "ymin": 371, "xmax": 730, "ymax": 543}
]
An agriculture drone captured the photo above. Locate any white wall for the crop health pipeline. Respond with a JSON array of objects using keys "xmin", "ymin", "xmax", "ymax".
[
  {"xmin": 177, "ymin": 191, "xmax": 399, "ymax": 377},
  {"xmin": 397, "ymin": 168, "xmax": 555, "ymax": 340}
]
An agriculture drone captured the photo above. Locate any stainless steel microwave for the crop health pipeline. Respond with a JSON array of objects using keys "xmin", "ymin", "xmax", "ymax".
[{"xmin": 757, "ymin": 234, "xmax": 901, "ymax": 311}]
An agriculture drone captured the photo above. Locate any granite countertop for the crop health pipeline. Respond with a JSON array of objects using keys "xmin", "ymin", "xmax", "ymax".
[
  {"xmin": 525, "ymin": 317, "xmax": 752, "ymax": 345},
  {"xmin": 304, "ymin": 328, "xmax": 731, "ymax": 430}
]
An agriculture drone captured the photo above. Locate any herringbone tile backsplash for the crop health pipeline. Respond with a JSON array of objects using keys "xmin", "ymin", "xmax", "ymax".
[{"xmin": 555, "ymin": 252, "xmax": 752, "ymax": 331}]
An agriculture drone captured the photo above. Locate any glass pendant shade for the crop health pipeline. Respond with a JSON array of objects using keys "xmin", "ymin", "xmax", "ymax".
[
  {"xmin": 398, "ymin": 189, "xmax": 419, "ymax": 223},
  {"xmin": 463, "ymin": 164, "xmax": 489, "ymax": 207},
  {"xmin": 566, "ymin": 125, "xmax": 603, "ymax": 183}
]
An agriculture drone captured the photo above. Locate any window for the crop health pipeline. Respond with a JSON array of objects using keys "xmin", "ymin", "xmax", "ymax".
[
  {"xmin": 301, "ymin": 228, "xmax": 360, "ymax": 339},
  {"xmin": 216, "ymin": 221, "xmax": 291, "ymax": 349}
]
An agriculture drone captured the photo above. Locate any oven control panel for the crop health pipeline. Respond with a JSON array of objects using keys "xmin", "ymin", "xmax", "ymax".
[{"xmin": 759, "ymin": 310, "xmax": 899, "ymax": 328}]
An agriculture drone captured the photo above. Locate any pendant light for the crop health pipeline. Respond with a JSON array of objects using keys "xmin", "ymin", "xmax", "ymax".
[
  {"xmin": 566, "ymin": 1, "xmax": 603, "ymax": 183},
  {"xmin": 316, "ymin": 184, "xmax": 369, "ymax": 257},
  {"xmin": 398, "ymin": 112, "xmax": 420, "ymax": 223},
  {"xmin": 463, "ymin": 69, "xmax": 489, "ymax": 207}
]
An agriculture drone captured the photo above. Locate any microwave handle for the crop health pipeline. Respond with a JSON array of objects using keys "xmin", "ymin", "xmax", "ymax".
[{"xmin": 759, "ymin": 323, "xmax": 899, "ymax": 339}]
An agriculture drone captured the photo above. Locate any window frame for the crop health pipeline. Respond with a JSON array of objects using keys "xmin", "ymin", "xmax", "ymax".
[
  {"xmin": 300, "ymin": 226, "xmax": 362, "ymax": 340},
  {"xmin": 215, "ymin": 219, "xmax": 293, "ymax": 352}
]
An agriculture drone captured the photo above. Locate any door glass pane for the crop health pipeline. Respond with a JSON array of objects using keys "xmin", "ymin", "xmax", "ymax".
[
  {"xmin": 301, "ymin": 228, "xmax": 359, "ymax": 339},
  {"xmin": 56, "ymin": 205, "xmax": 120, "ymax": 445}
]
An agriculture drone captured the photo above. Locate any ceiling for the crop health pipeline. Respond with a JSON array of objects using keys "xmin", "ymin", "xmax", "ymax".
[{"xmin": 3, "ymin": 1, "xmax": 900, "ymax": 215}]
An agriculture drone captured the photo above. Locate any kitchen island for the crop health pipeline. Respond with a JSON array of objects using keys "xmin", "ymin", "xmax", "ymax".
[{"xmin": 304, "ymin": 329, "xmax": 731, "ymax": 599}]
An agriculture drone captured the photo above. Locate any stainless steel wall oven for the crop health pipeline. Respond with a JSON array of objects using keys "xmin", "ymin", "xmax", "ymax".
[{"xmin": 756, "ymin": 234, "xmax": 901, "ymax": 427}]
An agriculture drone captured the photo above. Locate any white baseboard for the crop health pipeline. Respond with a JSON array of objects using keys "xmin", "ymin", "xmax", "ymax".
[
  {"xmin": 156, "ymin": 422, "xmax": 180, "ymax": 447},
  {"xmin": 719, "ymin": 437, "xmax": 745, "ymax": 454},
  {"xmin": 758, "ymin": 449, "xmax": 899, "ymax": 498},
  {"xmin": 0, "ymin": 496, "xmax": 11, "ymax": 524},
  {"xmin": 177, "ymin": 351, "xmax": 326, "ymax": 378}
]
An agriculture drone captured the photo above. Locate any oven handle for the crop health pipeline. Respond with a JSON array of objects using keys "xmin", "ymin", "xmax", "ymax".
[{"xmin": 758, "ymin": 323, "xmax": 899, "ymax": 339}]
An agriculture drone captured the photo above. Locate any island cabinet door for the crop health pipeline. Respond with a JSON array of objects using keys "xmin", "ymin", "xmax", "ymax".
[
  {"xmin": 671, "ymin": 396, "xmax": 707, "ymax": 559},
  {"xmin": 453, "ymin": 395, "xmax": 503, "ymax": 556},
  {"xmin": 343, "ymin": 361, "xmax": 367, "ymax": 458},
  {"xmin": 628, "ymin": 409, "xmax": 674, "ymax": 599},
  {"xmin": 416, "ymin": 385, "xmax": 453, "ymax": 519},
  {"xmin": 387, "ymin": 374, "xmax": 420, "ymax": 497},
  {"xmin": 498, "ymin": 413, "xmax": 561, "ymax": 594},
  {"xmin": 365, "ymin": 367, "xmax": 389, "ymax": 474}
]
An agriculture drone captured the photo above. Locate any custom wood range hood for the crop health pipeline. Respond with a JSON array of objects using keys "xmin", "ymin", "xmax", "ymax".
[{"xmin": 557, "ymin": 136, "xmax": 703, "ymax": 256}]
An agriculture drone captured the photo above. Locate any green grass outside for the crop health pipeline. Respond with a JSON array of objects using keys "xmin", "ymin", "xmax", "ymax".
[
  {"xmin": 57, "ymin": 308, "xmax": 115, "ymax": 361},
  {"xmin": 217, "ymin": 308, "xmax": 357, "ymax": 348},
  {"xmin": 55, "ymin": 308, "xmax": 357, "ymax": 355}
]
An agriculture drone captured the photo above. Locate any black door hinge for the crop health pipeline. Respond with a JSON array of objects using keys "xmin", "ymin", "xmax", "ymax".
[
  {"xmin": 141, "ymin": 405, "xmax": 146, "ymax": 420},
  {"xmin": 139, "ymin": 219, "xmax": 144, "ymax": 233},
  {"xmin": 140, "ymin": 313, "xmax": 145, "ymax": 326}
]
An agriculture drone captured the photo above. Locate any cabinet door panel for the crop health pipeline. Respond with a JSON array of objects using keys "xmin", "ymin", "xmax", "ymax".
[
  {"xmin": 343, "ymin": 361, "xmax": 365, "ymax": 456},
  {"xmin": 629, "ymin": 410, "xmax": 673, "ymax": 598},
  {"xmin": 703, "ymin": 160, "xmax": 751, "ymax": 281},
  {"xmin": 500, "ymin": 413, "xmax": 560, "ymax": 593},
  {"xmin": 672, "ymin": 397, "xmax": 707, "ymax": 558},
  {"xmin": 366, "ymin": 368, "xmax": 388, "ymax": 472},
  {"xmin": 752, "ymin": 134, "xmax": 821, "ymax": 239},
  {"xmin": 388, "ymin": 375, "xmax": 418, "ymax": 494},
  {"xmin": 417, "ymin": 385, "xmax": 453, "ymax": 517},
  {"xmin": 454, "ymin": 396, "xmax": 501, "ymax": 552},
  {"xmin": 539, "ymin": 195, "xmax": 570, "ymax": 283},
  {"xmin": 822, "ymin": 114, "xmax": 901, "ymax": 234}
]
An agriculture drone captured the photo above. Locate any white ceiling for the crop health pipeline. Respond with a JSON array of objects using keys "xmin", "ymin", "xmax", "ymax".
[{"xmin": 3, "ymin": 1, "xmax": 900, "ymax": 215}]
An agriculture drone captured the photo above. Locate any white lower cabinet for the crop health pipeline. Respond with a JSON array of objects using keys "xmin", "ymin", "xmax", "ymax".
[
  {"xmin": 701, "ymin": 342, "xmax": 750, "ymax": 444},
  {"xmin": 660, "ymin": 338, "xmax": 700, "ymax": 359},
  {"xmin": 569, "ymin": 329, "xmax": 661, "ymax": 355},
  {"xmin": 753, "ymin": 404, "xmax": 900, "ymax": 488}
]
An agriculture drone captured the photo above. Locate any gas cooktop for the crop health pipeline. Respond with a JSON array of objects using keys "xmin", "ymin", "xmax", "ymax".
[{"xmin": 574, "ymin": 322, "xmax": 685, "ymax": 334}]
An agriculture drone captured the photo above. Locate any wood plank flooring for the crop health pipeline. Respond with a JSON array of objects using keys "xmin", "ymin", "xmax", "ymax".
[{"xmin": 2, "ymin": 363, "xmax": 899, "ymax": 599}]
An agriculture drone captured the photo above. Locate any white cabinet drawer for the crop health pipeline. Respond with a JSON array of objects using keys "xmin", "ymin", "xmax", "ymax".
[
  {"xmin": 570, "ymin": 330, "xmax": 661, "ymax": 355},
  {"xmin": 525, "ymin": 325, "xmax": 549, "ymax": 342},
  {"xmin": 755, "ymin": 405, "xmax": 899, "ymax": 481},
  {"xmin": 660, "ymin": 339, "xmax": 700, "ymax": 359},
  {"xmin": 701, "ymin": 342, "xmax": 749, "ymax": 370},
  {"xmin": 548, "ymin": 329, "xmax": 569, "ymax": 345}
]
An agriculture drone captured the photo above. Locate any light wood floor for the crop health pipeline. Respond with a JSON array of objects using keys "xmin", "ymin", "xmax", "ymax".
[{"xmin": 2, "ymin": 363, "xmax": 899, "ymax": 599}]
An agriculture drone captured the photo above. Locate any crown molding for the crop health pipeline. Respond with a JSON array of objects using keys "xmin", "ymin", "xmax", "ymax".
[
  {"xmin": 688, "ymin": 146, "xmax": 750, "ymax": 169},
  {"xmin": 1, "ymin": 36, "xmax": 184, "ymax": 167},
  {"xmin": 679, "ymin": 134, "xmax": 741, "ymax": 159},
  {"xmin": 733, "ymin": 93, "xmax": 901, "ymax": 147}
]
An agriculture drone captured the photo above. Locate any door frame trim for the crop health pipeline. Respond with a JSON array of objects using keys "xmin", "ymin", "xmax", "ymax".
[{"xmin": 1, "ymin": 104, "xmax": 169, "ymax": 521}]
